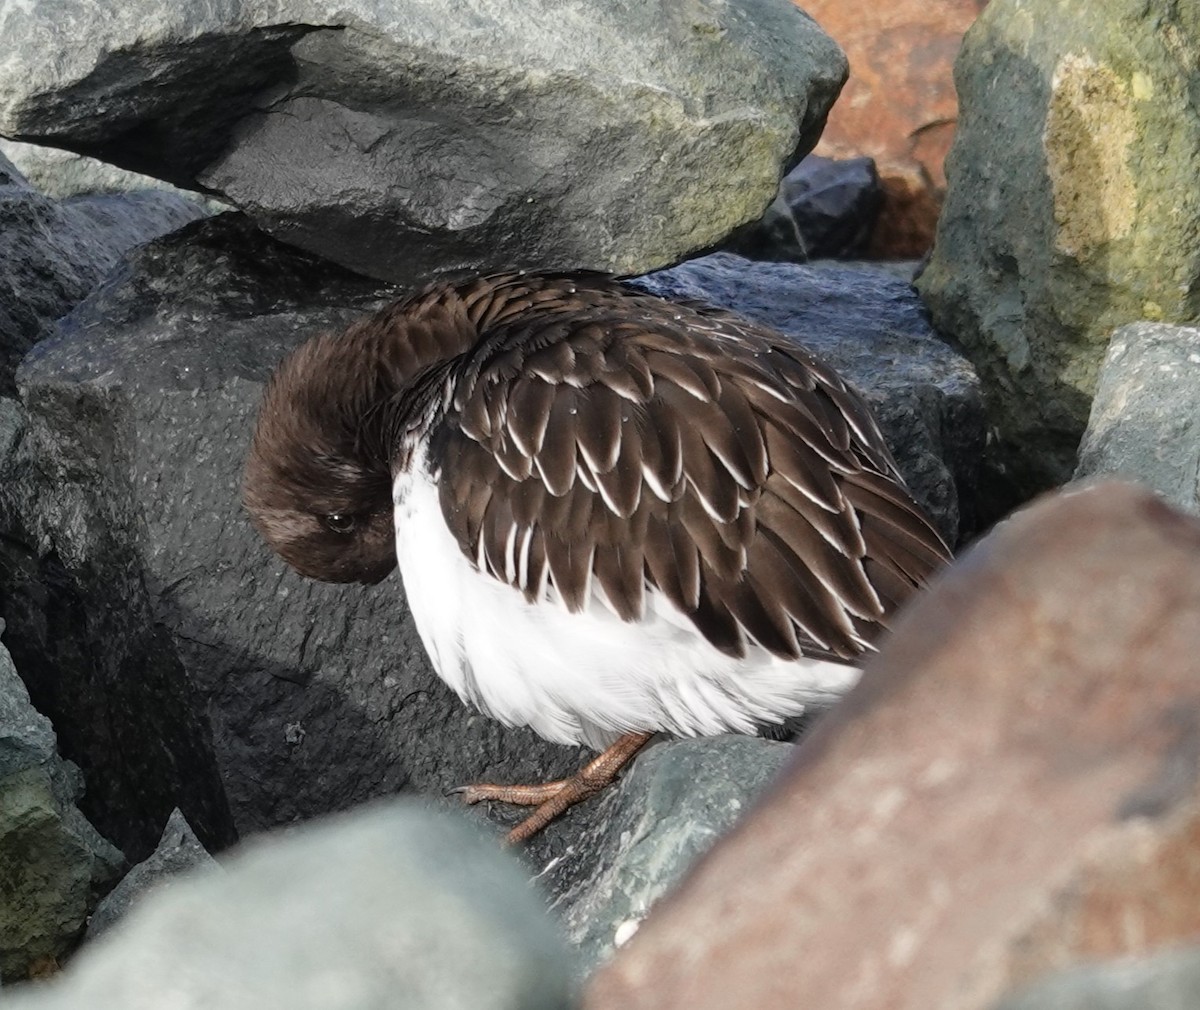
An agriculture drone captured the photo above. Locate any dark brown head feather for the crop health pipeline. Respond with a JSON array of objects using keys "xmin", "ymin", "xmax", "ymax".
[{"xmin": 242, "ymin": 290, "xmax": 477, "ymax": 584}]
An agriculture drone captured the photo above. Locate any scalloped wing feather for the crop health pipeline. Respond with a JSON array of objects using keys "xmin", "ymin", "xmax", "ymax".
[{"xmin": 420, "ymin": 275, "xmax": 950, "ymax": 663}]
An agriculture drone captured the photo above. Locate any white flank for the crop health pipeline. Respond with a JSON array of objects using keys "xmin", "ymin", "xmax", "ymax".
[{"xmin": 393, "ymin": 460, "xmax": 861, "ymax": 751}]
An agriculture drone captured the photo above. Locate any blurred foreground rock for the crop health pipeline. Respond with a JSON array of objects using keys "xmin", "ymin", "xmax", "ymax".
[
  {"xmin": 588, "ymin": 481, "xmax": 1200, "ymax": 1009},
  {"xmin": 2, "ymin": 803, "xmax": 573, "ymax": 1010},
  {"xmin": 994, "ymin": 947, "xmax": 1200, "ymax": 1010}
]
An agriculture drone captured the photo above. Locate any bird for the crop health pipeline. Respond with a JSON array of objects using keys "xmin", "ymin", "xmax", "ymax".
[{"xmin": 242, "ymin": 270, "xmax": 951, "ymax": 843}]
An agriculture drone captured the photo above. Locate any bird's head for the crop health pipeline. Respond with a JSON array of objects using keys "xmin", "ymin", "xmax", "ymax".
[{"xmin": 243, "ymin": 329, "xmax": 399, "ymax": 586}]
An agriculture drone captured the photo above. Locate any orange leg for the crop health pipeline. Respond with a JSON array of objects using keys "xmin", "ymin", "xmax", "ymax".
[{"xmin": 450, "ymin": 731, "xmax": 654, "ymax": 844}]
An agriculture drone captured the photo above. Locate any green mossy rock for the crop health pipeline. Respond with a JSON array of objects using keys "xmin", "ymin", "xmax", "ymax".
[{"xmin": 917, "ymin": 0, "xmax": 1200, "ymax": 499}]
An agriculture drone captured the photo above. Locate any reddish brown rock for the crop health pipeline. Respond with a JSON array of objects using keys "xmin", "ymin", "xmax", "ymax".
[
  {"xmin": 801, "ymin": 0, "xmax": 988, "ymax": 257},
  {"xmin": 586, "ymin": 481, "xmax": 1200, "ymax": 1010}
]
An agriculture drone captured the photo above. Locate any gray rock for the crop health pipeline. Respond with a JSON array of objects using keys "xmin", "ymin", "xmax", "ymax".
[
  {"xmin": 542, "ymin": 736, "xmax": 795, "ymax": 973},
  {"xmin": 916, "ymin": 0, "xmax": 1200, "ymax": 501},
  {"xmin": 2, "ymin": 802, "xmax": 573, "ymax": 1010},
  {"xmin": 0, "ymin": 0, "xmax": 846, "ymax": 285},
  {"xmin": 724, "ymin": 155, "xmax": 883, "ymax": 263},
  {"xmin": 994, "ymin": 947, "xmax": 1200, "ymax": 1010},
  {"xmin": 0, "ymin": 140, "xmax": 225, "ymax": 212},
  {"xmin": 1074, "ymin": 322, "xmax": 1200, "ymax": 514},
  {"xmin": 632, "ymin": 252, "xmax": 986, "ymax": 545},
  {"xmin": 0, "ymin": 151, "xmax": 207, "ymax": 394},
  {"xmin": 0, "ymin": 625, "xmax": 124, "ymax": 982},
  {"xmin": 86, "ymin": 808, "xmax": 217, "ymax": 940}
]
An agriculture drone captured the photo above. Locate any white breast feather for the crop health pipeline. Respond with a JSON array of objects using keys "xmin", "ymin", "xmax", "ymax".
[{"xmin": 393, "ymin": 462, "xmax": 861, "ymax": 751}]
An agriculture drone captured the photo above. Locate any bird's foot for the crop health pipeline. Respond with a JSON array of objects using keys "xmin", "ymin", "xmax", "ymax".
[
  {"xmin": 448, "ymin": 780, "xmax": 568, "ymax": 806},
  {"xmin": 449, "ymin": 730, "xmax": 654, "ymax": 844}
]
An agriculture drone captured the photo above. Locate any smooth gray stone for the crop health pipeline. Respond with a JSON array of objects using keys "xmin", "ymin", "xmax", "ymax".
[
  {"xmin": 1074, "ymin": 322, "xmax": 1200, "ymax": 514},
  {"xmin": 86, "ymin": 808, "xmax": 218, "ymax": 940},
  {"xmin": 0, "ymin": 0, "xmax": 846, "ymax": 285},
  {"xmin": 2, "ymin": 803, "xmax": 573, "ymax": 1010},
  {"xmin": 994, "ymin": 947, "xmax": 1200, "ymax": 1010}
]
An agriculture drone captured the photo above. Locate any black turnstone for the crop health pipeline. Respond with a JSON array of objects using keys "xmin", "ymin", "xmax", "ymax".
[{"xmin": 243, "ymin": 272, "xmax": 951, "ymax": 842}]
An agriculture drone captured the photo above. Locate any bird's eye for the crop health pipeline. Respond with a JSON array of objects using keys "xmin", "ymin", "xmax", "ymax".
[{"xmin": 322, "ymin": 513, "xmax": 356, "ymax": 535}]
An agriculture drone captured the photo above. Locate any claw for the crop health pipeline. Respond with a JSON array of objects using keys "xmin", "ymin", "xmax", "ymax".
[{"xmin": 450, "ymin": 731, "xmax": 654, "ymax": 843}]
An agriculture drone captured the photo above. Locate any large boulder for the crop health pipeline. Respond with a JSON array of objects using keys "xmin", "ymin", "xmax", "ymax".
[
  {"xmin": 0, "ymin": 0, "xmax": 846, "ymax": 286},
  {"xmin": 3, "ymin": 215, "xmax": 980, "ymax": 865},
  {"xmin": 3, "ymin": 214, "xmax": 422, "ymax": 859},
  {"xmin": 916, "ymin": 0, "xmax": 1200, "ymax": 500}
]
